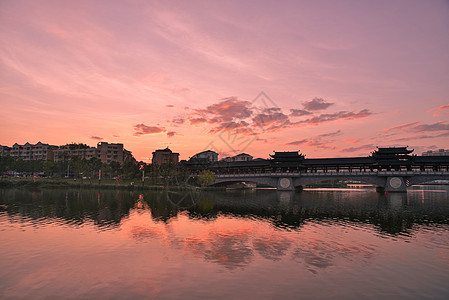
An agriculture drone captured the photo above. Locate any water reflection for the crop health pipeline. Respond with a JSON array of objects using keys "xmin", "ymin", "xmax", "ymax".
[
  {"xmin": 134, "ymin": 194, "xmax": 149, "ymax": 210},
  {"xmin": 1, "ymin": 187, "xmax": 449, "ymax": 236},
  {"xmin": 1, "ymin": 187, "xmax": 449, "ymax": 299}
]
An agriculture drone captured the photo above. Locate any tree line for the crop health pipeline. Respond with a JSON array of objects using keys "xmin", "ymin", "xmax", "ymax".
[{"xmin": 0, "ymin": 156, "xmax": 217, "ymax": 187}]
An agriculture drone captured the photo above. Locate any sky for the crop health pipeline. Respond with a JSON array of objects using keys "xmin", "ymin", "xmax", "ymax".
[{"xmin": 1, "ymin": 0, "xmax": 449, "ymax": 162}]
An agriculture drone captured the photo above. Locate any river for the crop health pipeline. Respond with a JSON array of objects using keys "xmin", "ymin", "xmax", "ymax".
[{"xmin": 1, "ymin": 186, "xmax": 448, "ymax": 299}]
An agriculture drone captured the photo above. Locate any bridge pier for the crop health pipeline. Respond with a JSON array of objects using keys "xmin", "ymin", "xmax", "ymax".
[
  {"xmin": 277, "ymin": 177, "xmax": 294, "ymax": 191},
  {"xmin": 211, "ymin": 171, "xmax": 448, "ymax": 192},
  {"xmin": 385, "ymin": 176, "xmax": 407, "ymax": 192},
  {"xmin": 376, "ymin": 186, "xmax": 385, "ymax": 193}
]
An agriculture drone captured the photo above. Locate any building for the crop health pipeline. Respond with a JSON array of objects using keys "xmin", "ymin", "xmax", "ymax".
[
  {"xmin": 97, "ymin": 142, "xmax": 126, "ymax": 164},
  {"xmin": 54, "ymin": 142, "xmax": 134, "ymax": 164},
  {"xmin": 9, "ymin": 142, "xmax": 56, "ymax": 161},
  {"xmin": 422, "ymin": 149, "xmax": 449, "ymax": 156},
  {"xmin": 191, "ymin": 150, "xmax": 218, "ymax": 162},
  {"xmin": 0, "ymin": 145, "xmax": 11, "ymax": 157},
  {"xmin": 4, "ymin": 141, "xmax": 134, "ymax": 165},
  {"xmin": 152, "ymin": 147, "xmax": 179, "ymax": 166},
  {"xmin": 53, "ymin": 144, "xmax": 98, "ymax": 162},
  {"xmin": 231, "ymin": 153, "xmax": 253, "ymax": 162}
]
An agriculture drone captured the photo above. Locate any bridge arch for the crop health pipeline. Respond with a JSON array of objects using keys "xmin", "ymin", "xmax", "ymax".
[
  {"xmin": 211, "ymin": 176, "xmax": 278, "ymax": 188},
  {"xmin": 208, "ymin": 171, "xmax": 449, "ymax": 192},
  {"xmin": 293, "ymin": 176, "xmax": 385, "ymax": 189}
]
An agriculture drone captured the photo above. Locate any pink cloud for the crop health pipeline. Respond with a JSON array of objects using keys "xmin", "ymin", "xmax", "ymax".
[
  {"xmin": 302, "ymin": 97, "xmax": 334, "ymax": 111},
  {"xmin": 133, "ymin": 124, "xmax": 166, "ymax": 136},
  {"xmin": 344, "ymin": 139, "xmax": 360, "ymax": 144},
  {"xmin": 413, "ymin": 121, "xmax": 449, "ymax": 132},
  {"xmin": 295, "ymin": 110, "xmax": 373, "ymax": 126},
  {"xmin": 341, "ymin": 144, "xmax": 376, "ymax": 153},
  {"xmin": 384, "ymin": 122, "xmax": 419, "ymax": 132},
  {"xmin": 192, "ymin": 97, "xmax": 253, "ymax": 122},
  {"xmin": 429, "ymin": 104, "xmax": 449, "ymax": 112}
]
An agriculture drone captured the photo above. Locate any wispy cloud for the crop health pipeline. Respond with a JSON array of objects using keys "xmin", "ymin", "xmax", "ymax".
[
  {"xmin": 171, "ymin": 117, "xmax": 185, "ymax": 125},
  {"xmin": 252, "ymin": 108, "xmax": 289, "ymax": 129},
  {"xmin": 344, "ymin": 138, "xmax": 360, "ymax": 144},
  {"xmin": 290, "ymin": 109, "xmax": 312, "ymax": 117},
  {"xmin": 295, "ymin": 109, "xmax": 373, "ymax": 126},
  {"xmin": 413, "ymin": 121, "xmax": 449, "ymax": 132},
  {"xmin": 384, "ymin": 121, "xmax": 449, "ymax": 142},
  {"xmin": 316, "ymin": 130, "xmax": 342, "ymax": 138},
  {"xmin": 286, "ymin": 139, "xmax": 308, "ymax": 146},
  {"xmin": 193, "ymin": 97, "xmax": 253, "ymax": 122},
  {"xmin": 384, "ymin": 122, "xmax": 419, "ymax": 132},
  {"xmin": 341, "ymin": 144, "xmax": 376, "ymax": 153},
  {"xmin": 184, "ymin": 97, "xmax": 373, "ymax": 137},
  {"xmin": 393, "ymin": 131, "xmax": 449, "ymax": 142},
  {"xmin": 91, "ymin": 136, "xmax": 103, "ymax": 140},
  {"xmin": 428, "ymin": 104, "xmax": 449, "ymax": 112},
  {"xmin": 303, "ymin": 98, "xmax": 334, "ymax": 111},
  {"xmin": 286, "ymin": 130, "xmax": 341, "ymax": 150},
  {"xmin": 133, "ymin": 124, "xmax": 166, "ymax": 136}
]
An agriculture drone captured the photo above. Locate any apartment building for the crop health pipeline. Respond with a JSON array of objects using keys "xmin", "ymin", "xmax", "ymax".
[
  {"xmin": 190, "ymin": 150, "xmax": 218, "ymax": 162},
  {"xmin": 97, "ymin": 142, "xmax": 129, "ymax": 164},
  {"xmin": 54, "ymin": 142, "xmax": 134, "ymax": 164},
  {"xmin": 152, "ymin": 147, "xmax": 179, "ymax": 166},
  {"xmin": 422, "ymin": 149, "xmax": 449, "ymax": 156},
  {"xmin": 9, "ymin": 142, "xmax": 55, "ymax": 161},
  {"xmin": 4, "ymin": 141, "xmax": 134, "ymax": 165},
  {"xmin": 221, "ymin": 153, "xmax": 253, "ymax": 162},
  {"xmin": 0, "ymin": 145, "xmax": 11, "ymax": 157},
  {"xmin": 53, "ymin": 144, "xmax": 98, "ymax": 162}
]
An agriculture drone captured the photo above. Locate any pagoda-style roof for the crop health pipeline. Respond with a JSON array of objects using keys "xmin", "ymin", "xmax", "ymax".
[
  {"xmin": 269, "ymin": 151, "xmax": 304, "ymax": 161},
  {"xmin": 373, "ymin": 147, "xmax": 414, "ymax": 155}
]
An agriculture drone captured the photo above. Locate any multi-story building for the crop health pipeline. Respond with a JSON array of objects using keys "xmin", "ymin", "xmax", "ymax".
[
  {"xmin": 231, "ymin": 153, "xmax": 253, "ymax": 162},
  {"xmin": 4, "ymin": 141, "xmax": 134, "ymax": 165},
  {"xmin": 190, "ymin": 150, "xmax": 218, "ymax": 162},
  {"xmin": 97, "ymin": 142, "xmax": 125, "ymax": 164},
  {"xmin": 422, "ymin": 149, "xmax": 449, "ymax": 156},
  {"xmin": 0, "ymin": 145, "xmax": 11, "ymax": 157},
  {"xmin": 54, "ymin": 142, "xmax": 134, "ymax": 164},
  {"xmin": 53, "ymin": 144, "xmax": 98, "ymax": 162},
  {"xmin": 152, "ymin": 147, "xmax": 179, "ymax": 166},
  {"xmin": 220, "ymin": 153, "xmax": 253, "ymax": 162},
  {"xmin": 9, "ymin": 142, "xmax": 55, "ymax": 161}
]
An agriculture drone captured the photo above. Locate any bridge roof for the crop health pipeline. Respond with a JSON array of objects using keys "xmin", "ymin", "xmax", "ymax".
[
  {"xmin": 414, "ymin": 156, "xmax": 449, "ymax": 164},
  {"xmin": 373, "ymin": 147, "xmax": 414, "ymax": 155},
  {"xmin": 303, "ymin": 157, "xmax": 374, "ymax": 166},
  {"xmin": 211, "ymin": 160, "xmax": 269, "ymax": 168}
]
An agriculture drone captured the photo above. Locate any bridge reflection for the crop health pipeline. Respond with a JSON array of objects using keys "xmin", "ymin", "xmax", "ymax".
[{"xmin": 1, "ymin": 187, "xmax": 448, "ymax": 236}]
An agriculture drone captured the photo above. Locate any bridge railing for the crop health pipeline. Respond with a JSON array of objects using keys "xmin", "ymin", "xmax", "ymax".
[{"xmin": 214, "ymin": 170, "xmax": 449, "ymax": 178}]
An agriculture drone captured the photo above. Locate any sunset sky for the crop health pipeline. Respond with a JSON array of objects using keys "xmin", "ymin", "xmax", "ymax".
[{"xmin": 1, "ymin": 0, "xmax": 448, "ymax": 162}]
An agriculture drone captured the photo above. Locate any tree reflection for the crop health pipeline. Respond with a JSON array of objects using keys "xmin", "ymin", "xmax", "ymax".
[
  {"xmin": 252, "ymin": 234, "xmax": 292, "ymax": 261},
  {"xmin": 1, "ymin": 187, "xmax": 449, "ymax": 235},
  {"xmin": 190, "ymin": 230, "xmax": 254, "ymax": 269},
  {"xmin": 1, "ymin": 187, "xmax": 448, "ymax": 273},
  {"xmin": 291, "ymin": 238, "xmax": 375, "ymax": 274}
]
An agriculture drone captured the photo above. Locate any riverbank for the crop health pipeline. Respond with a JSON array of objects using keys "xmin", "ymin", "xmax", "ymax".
[{"xmin": 0, "ymin": 178, "xmax": 223, "ymax": 191}]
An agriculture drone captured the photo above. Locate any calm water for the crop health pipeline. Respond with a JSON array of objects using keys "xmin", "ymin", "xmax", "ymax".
[{"xmin": 1, "ymin": 186, "xmax": 449, "ymax": 299}]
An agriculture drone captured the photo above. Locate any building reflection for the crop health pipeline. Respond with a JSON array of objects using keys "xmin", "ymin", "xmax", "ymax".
[
  {"xmin": 1, "ymin": 187, "xmax": 449, "ymax": 272},
  {"xmin": 1, "ymin": 188, "xmax": 449, "ymax": 235},
  {"xmin": 134, "ymin": 194, "xmax": 149, "ymax": 210}
]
